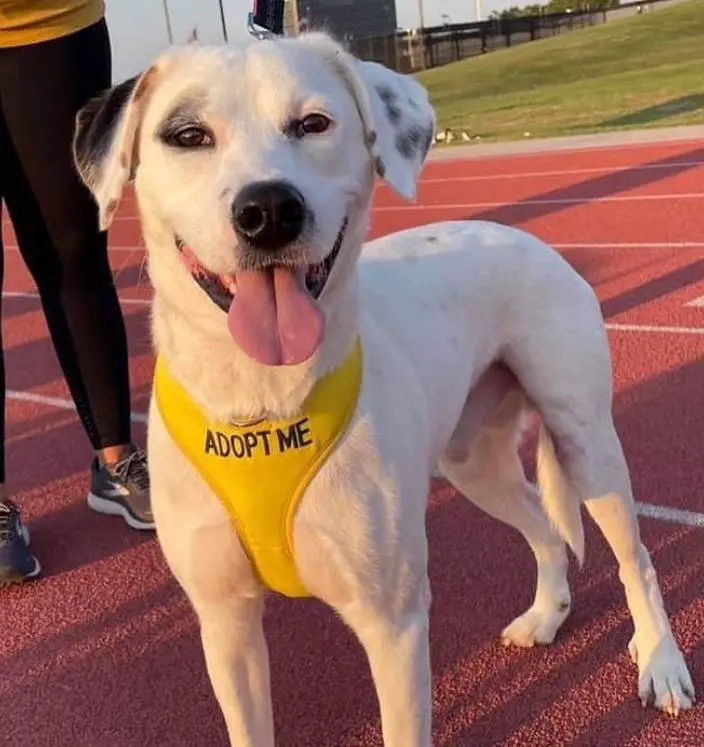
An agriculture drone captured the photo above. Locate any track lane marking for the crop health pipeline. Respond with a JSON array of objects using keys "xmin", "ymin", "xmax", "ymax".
[
  {"xmin": 372, "ymin": 192, "xmax": 704, "ymax": 211},
  {"xmin": 417, "ymin": 159, "xmax": 704, "ymax": 184},
  {"xmin": 2, "ymin": 242, "xmax": 704, "ymax": 254},
  {"xmin": 4, "ymin": 292, "xmax": 703, "ymax": 334},
  {"xmin": 7, "ymin": 390, "xmax": 147, "ymax": 424},
  {"xmin": 8, "ymin": 388, "xmax": 704, "ymax": 528}
]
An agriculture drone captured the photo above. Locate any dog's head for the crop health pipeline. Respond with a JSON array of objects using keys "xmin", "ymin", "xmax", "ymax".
[{"xmin": 73, "ymin": 34, "xmax": 435, "ymax": 368}]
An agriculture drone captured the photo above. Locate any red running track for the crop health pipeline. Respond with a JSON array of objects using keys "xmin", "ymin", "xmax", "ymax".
[{"xmin": 1, "ymin": 139, "xmax": 703, "ymax": 746}]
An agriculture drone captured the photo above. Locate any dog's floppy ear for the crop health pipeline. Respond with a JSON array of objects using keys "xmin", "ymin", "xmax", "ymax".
[
  {"xmin": 351, "ymin": 59, "xmax": 435, "ymax": 201},
  {"xmin": 307, "ymin": 34, "xmax": 435, "ymax": 201},
  {"xmin": 72, "ymin": 66, "xmax": 159, "ymax": 229}
]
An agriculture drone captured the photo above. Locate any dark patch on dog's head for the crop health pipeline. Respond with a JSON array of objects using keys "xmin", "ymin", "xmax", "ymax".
[
  {"xmin": 375, "ymin": 85, "xmax": 395, "ymax": 105},
  {"xmin": 375, "ymin": 84, "xmax": 402, "ymax": 125},
  {"xmin": 395, "ymin": 124, "xmax": 433, "ymax": 161},
  {"xmin": 155, "ymin": 93, "xmax": 209, "ymax": 147},
  {"xmin": 421, "ymin": 127, "xmax": 433, "ymax": 160},
  {"xmin": 71, "ymin": 63, "xmax": 161, "ymax": 230},
  {"xmin": 307, "ymin": 33, "xmax": 434, "ymax": 200},
  {"xmin": 73, "ymin": 75, "xmax": 139, "ymax": 187},
  {"xmin": 72, "ymin": 65, "xmax": 161, "ymax": 192}
]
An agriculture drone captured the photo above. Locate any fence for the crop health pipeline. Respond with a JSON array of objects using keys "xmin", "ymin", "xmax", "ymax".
[{"xmin": 340, "ymin": 0, "xmax": 687, "ymax": 74}]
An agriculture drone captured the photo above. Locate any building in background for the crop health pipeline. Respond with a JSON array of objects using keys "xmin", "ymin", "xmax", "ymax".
[
  {"xmin": 283, "ymin": 0, "xmax": 300, "ymax": 35},
  {"xmin": 289, "ymin": 0, "xmax": 398, "ymax": 40}
]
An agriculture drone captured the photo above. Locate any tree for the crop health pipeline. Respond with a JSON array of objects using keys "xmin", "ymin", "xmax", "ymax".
[{"xmin": 488, "ymin": 0, "xmax": 620, "ymax": 17}]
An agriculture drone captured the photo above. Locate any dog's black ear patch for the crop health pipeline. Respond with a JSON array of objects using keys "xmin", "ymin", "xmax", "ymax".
[
  {"xmin": 73, "ymin": 75, "xmax": 139, "ymax": 188},
  {"xmin": 395, "ymin": 124, "xmax": 434, "ymax": 162},
  {"xmin": 354, "ymin": 58, "xmax": 435, "ymax": 201},
  {"xmin": 375, "ymin": 85, "xmax": 402, "ymax": 125}
]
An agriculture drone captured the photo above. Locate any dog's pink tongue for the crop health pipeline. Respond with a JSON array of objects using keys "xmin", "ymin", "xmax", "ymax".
[{"xmin": 227, "ymin": 267, "xmax": 323, "ymax": 366}]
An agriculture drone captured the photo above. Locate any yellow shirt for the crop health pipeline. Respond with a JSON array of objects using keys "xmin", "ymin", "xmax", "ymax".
[
  {"xmin": 0, "ymin": 1, "xmax": 104, "ymax": 47},
  {"xmin": 154, "ymin": 340, "xmax": 363, "ymax": 598}
]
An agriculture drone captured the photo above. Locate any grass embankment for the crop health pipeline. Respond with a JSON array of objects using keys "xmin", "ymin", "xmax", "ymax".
[{"xmin": 418, "ymin": 0, "xmax": 704, "ymax": 142}]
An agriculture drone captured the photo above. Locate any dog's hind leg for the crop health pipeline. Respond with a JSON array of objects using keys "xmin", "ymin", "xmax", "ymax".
[
  {"xmin": 539, "ymin": 413, "xmax": 695, "ymax": 714},
  {"xmin": 504, "ymin": 283, "xmax": 695, "ymax": 713},
  {"xmin": 438, "ymin": 368, "xmax": 573, "ymax": 648}
]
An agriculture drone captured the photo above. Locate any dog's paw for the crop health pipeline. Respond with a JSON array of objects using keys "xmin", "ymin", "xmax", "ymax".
[
  {"xmin": 630, "ymin": 633, "xmax": 695, "ymax": 715},
  {"xmin": 500, "ymin": 600, "xmax": 570, "ymax": 648}
]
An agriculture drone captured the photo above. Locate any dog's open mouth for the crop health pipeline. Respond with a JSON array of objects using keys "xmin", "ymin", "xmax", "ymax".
[{"xmin": 175, "ymin": 220, "xmax": 347, "ymax": 367}]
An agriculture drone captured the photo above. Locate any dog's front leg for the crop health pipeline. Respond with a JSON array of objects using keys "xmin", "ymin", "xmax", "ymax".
[
  {"xmin": 339, "ymin": 587, "xmax": 432, "ymax": 747},
  {"xmin": 197, "ymin": 595, "xmax": 275, "ymax": 747}
]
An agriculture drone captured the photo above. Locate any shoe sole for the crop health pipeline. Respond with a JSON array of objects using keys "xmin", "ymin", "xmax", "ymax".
[
  {"xmin": 87, "ymin": 493, "xmax": 155, "ymax": 531},
  {"xmin": 0, "ymin": 524, "xmax": 41, "ymax": 588}
]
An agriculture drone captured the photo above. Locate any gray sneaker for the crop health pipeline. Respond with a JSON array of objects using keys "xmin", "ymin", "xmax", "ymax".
[
  {"xmin": 87, "ymin": 447, "xmax": 154, "ymax": 530},
  {"xmin": 0, "ymin": 500, "xmax": 41, "ymax": 587}
]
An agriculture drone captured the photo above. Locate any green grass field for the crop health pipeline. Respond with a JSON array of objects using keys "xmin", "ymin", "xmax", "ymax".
[{"xmin": 418, "ymin": 0, "xmax": 704, "ymax": 143}]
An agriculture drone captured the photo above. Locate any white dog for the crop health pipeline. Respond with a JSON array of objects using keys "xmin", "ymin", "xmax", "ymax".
[{"xmin": 72, "ymin": 32, "xmax": 694, "ymax": 746}]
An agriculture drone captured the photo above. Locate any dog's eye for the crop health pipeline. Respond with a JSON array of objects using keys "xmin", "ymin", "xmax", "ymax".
[
  {"xmin": 293, "ymin": 113, "xmax": 332, "ymax": 138},
  {"xmin": 163, "ymin": 125, "xmax": 214, "ymax": 149}
]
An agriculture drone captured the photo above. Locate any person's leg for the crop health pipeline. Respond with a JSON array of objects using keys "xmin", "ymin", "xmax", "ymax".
[
  {"xmin": 0, "ymin": 105, "xmax": 41, "ymax": 585},
  {"xmin": 0, "ymin": 20, "xmax": 152, "ymax": 544},
  {"xmin": 0, "ymin": 122, "xmax": 5, "ymax": 492}
]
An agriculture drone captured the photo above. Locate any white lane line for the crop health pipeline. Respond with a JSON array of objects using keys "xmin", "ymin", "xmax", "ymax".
[
  {"xmin": 556, "ymin": 241, "xmax": 704, "ymax": 249},
  {"xmin": 3, "ymin": 244, "xmax": 147, "ymax": 254},
  {"xmin": 372, "ymin": 193, "xmax": 704, "ymax": 211},
  {"xmin": 74, "ymin": 161, "xmax": 704, "ymax": 206},
  {"xmin": 419, "ymin": 159, "xmax": 704, "ymax": 184},
  {"xmin": 634, "ymin": 502, "xmax": 704, "ymax": 528},
  {"xmin": 3, "ymin": 241, "xmax": 704, "ymax": 254},
  {"xmin": 3, "ymin": 293, "xmax": 702, "ymax": 335},
  {"xmin": 2, "ymin": 290, "xmax": 149, "ymax": 306},
  {"xmin": 7, "ymin": 163, "xmax": 703, "ymax": 228},
  {"xmin": 428, "ymin": 135, "xmax": 704, "ymax": 165},
  {"xmin": 95, "ymin": 241, "xmax": 704, "ymax": 252},
  {"xmin": 6, "ymin": 390, "xmax": 148, "ymax": 424},
  {"xmin": 604, "ymin": 322, "xmax": 704, "ymax": 335},
  {"xmin": 8, "ymin": 389, "xmax": 704, "ymax": 528},
  {"xmin": 10, "ymin": 190, "xmax": 697, "ymax": 222},
  {"xmin": 431, "ymin": 471, "xmax": 702, "ymax": 528}
]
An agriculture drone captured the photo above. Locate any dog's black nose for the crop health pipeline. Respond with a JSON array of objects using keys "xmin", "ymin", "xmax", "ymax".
[{"xmin": 231, "ymin": 180, "xmax": 306, "ymax": 250}]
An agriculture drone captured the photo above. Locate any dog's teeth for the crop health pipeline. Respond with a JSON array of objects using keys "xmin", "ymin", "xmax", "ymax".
[{"xmin": 217, "ymin": 274, "xmax": 237, "ymax": 295}]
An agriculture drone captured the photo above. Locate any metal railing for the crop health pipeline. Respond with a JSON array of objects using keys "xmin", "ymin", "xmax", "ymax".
[{"xmin": 336, "ymin": 0, "xmax": 686, "ymax": 74}]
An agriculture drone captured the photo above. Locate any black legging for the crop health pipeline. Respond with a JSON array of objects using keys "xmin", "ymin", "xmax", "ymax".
[{"xmin": 0, "ymin": 19, "xmax": 132, "ymax": 483}]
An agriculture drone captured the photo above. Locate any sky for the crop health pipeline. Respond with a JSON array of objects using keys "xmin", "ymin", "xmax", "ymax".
[{"xmin": 106, "ymin": 0, "xmax": 519, "ymax": 80}]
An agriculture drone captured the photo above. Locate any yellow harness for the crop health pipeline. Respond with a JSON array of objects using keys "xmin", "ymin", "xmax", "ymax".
[{"xmin": 153, "ymin": 340, "xmax": 363, "ymax": 598}]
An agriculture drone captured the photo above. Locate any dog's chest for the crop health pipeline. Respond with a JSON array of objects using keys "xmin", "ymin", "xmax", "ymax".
[{"xmin": 153, "ymin": 340, "xmax": 363, "ymax": 598}]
